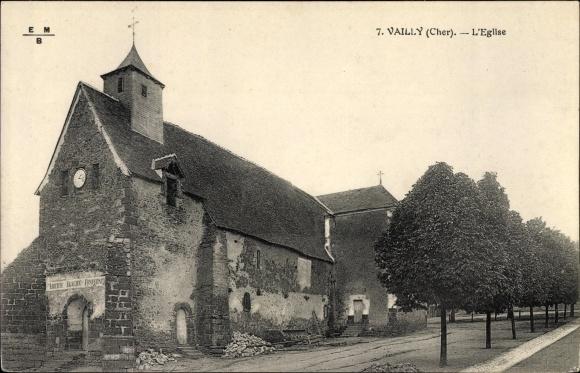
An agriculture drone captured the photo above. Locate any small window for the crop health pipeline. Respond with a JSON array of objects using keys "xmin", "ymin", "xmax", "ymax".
[
  {"xmin": 256, "ymin": 250, "xmax": 261, "ymax": 269},
  {"xmin": 141, "ymin": 84, "xmax": 148, "ymax": 97},
  {"xmin": 61, "ymin": 170, "xmax": 69, "ymax": 196},
  {"xmin": 166, "ymin": 176, "xmax": 178, "ymax": 207},
  {"xmin": 92, "ymin": 163, "xmax": 100, "ymax": 189},
  {"xmin": 117, "ymin": 77, "xmax": 124, "ymax": 93},
  {"xmin": 243, "ymin": 292, "xmax": 251, "ymax": 312}
]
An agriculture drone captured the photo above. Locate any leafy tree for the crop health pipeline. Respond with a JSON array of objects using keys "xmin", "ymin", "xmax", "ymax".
[
  {"xmin": 511, "ymin": 213, "xmax": 547, "ymax": 333},
  {"xmin": 375, "ymin": 163, "xmax": 497, "ymax": 366},
  {"xmin": 527, "ymin": 219, "xmax": 578, "ymax": 327},
  {"xmin": 527, "ymin": 218, "xmax": 556, "ymax": 327},
  {"xmin": 464, "ymin": 172, "xmax": 513, "ymax": 347}
]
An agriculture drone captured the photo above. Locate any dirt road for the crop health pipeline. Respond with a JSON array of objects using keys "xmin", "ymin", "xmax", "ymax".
[{"xmin": 156, "ymin": 317, "xmax": 574, "ymax": 372}]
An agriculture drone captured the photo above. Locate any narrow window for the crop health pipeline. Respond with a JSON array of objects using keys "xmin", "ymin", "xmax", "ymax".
[
  {"xmin": 92, "ymin": 163, "xmax": 100, "ymax": 189},
  {"xmin": 166, "ymin": 177, "xmax": 177, "ymax": 207},
  {"xmin": 117, "ymin": 77, "xmax": 124, "ymax": 93},
  {"xmin": 141, "ymin": 84, "xmax": 148, "ymax": 97},
  {"xmin": 256, "ymin": 250, "xmax": 261, "ymax": 269},
  {"xmin": 61, "ymin": 170, "xmax": 69, "ymax": 196},
  {"xmin": 243, "ymin": 293, "xmax": 251, "ymax": 312}
]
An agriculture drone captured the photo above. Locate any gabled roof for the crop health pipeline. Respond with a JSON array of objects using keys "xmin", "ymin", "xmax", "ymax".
[
  {"xmin": 317, "ymin": 185, "xmax": 398, "ymax": 214},
  {"xmin": 79, "ymin": 84, "xmax": 331, "ymax": 262}
]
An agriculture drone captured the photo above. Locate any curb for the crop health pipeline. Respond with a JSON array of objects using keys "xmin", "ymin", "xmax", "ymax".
[{"xmin": 461, "ymin": 318, "xmax": 580, "ymax": 373}]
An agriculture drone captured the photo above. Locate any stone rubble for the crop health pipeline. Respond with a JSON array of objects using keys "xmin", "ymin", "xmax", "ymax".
[
  {"xmin": 223, "ymin": 331, "xmax": 276, "ymax": 358},
  {"xmin": 135, "ymin": 349, "xmax": 176, "ymax": 370},
  {"xmin": 360, "ymin": 362, "xmax": 422, "ymax": 373}
]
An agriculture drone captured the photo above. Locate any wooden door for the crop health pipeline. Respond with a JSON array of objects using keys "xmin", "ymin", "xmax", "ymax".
[
  {"xmin": 176, "ymin": 309, "xmax": 187, "ymax": 345},
  {"xmin": 354, "ymin": 300, "xmax": 364, "ymax": 323}
]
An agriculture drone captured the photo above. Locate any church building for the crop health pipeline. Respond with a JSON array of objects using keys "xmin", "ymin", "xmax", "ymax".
[{"xmin": 0, "ymin": 44, "xmax": 421, "ymax": 370}]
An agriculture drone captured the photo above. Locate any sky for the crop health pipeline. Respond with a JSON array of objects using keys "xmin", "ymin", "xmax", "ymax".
[{"xmin": 1, "ymin": 2, "xmax": 578, "ymax": 268}]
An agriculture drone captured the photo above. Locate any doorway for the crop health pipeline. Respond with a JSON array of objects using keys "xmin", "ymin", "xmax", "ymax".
[
  {"xmin": 353, "ymin": 300, "xmax": 364, "ymax": 323},
  {"xmin": 176, "ymin": 308, "xmax": 187, "ymax": 345},
  {"xmin": 66, "ymin": 298, "xmax": 89, "ymax": 350}
]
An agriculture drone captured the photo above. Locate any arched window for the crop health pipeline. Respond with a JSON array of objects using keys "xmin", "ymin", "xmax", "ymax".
[{"xmin": 243, "ymin": 292, "xmax": 251, "ymax": 312}]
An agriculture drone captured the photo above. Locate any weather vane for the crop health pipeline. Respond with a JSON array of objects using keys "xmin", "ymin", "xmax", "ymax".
[
  {"xmin": 128, "ymin": 7, "xmax": 139, "ymax": 45},
  {"xmin": 377, "ymin": 170, "xmax": 384, "ymax": 185}
]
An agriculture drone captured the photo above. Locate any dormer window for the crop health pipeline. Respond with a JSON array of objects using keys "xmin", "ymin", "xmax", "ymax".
[
  {"xmin": 117, "ymin": 77, "xmax": 124, "ymax": 93},
  {"xmin": 141, "ymin": 84, "xmax": 147, "ymax": 97},
  {"xmin": 152, "ymin": 154, "xmax": 185, "ymax": 208}
]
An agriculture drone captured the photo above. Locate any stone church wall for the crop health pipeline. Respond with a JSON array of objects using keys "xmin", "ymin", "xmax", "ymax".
[
  {"xmin": 195, "ymin": 227, "xmax": 231, "ymax": 349},
  {"xmin": 224, "ymin": 231, "xmax": 332, "ymax": 337},
  {"xmin": 2, "ymin": 90, "xmax": 137, "ymax": 370},
  {"xmin": 37, "ymin": 92, "xmax": 135, "ymax": 370},
  {"xmin": 331, "ymin": 210, "xmax": 391, "ymax": 326},
  {"xmin": 129, "ymin": 177, "xmax": 206, "ymax": 351}
]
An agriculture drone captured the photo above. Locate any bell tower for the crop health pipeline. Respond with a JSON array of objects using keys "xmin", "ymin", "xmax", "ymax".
[{"xmin": 101, "ymin": 45, "xmax": 165, "ymax": 144}]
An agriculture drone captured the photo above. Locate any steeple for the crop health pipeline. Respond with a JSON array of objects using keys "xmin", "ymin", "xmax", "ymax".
[
  {"xmin": 101, "ymin": 45, "xmax": 165, "ymax": 144},
  {"xmin": 116, "ymin": 45, "xmax": 156, "ymax": 83}
]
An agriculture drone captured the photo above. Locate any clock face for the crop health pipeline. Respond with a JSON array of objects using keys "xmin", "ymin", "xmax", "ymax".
[{"xmin": 73, "ymin": 169, "xmax": 86, "ymax": 188}]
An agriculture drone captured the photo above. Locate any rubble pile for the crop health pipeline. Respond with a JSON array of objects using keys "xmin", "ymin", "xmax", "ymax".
[
  {"xmin": 361, "ymin": 362, "xmax": 422, "ymax": 373},
  {"xmin": 135, "ymin": 349, "xmax": 176, "ymax": 370},
  {"xmin": 223, "ymin": 331, "xmax": 275, "ymax": 358}
]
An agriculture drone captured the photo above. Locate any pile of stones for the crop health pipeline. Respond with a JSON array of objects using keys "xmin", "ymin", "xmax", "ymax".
[
  {"xmin": 361, "ymin": 362, "xmax": 422, "ymax": 373},
  {"xmin": 223, "ymin": 331, "xmax": 275, "ymax": 358},
  {"xmin": 135, "ymin": 349, "xmax": 177, "ymax": 370}
]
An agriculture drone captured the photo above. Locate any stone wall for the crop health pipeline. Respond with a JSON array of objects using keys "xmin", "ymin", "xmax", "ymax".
[
  {"xmin": 1, "ymin": 238, "xmax": 48, "ymax": 370},
  {"xmin": 331, "ymin": 210, "xmax": 391, "ymax": 326},
  {"xmin": 1, "ymin": 333, "xmax": 46, "ymax": 371},
  {"xmin": 225, "ymin": 231, "xmax": 332, "ymax": 337},
  {"xmin": 196, "ymin": 228, "xmax": 231, "ymax": 349},
  {"xmin": 1, "ymin": 88, "xmax": 138, "ymax": 370},
  {"xmin": 129, "ymin": 177, "xmax": 206, "ymax": 351},
  {"xmin": 36, "ymin": 91, "xmax": 134, "ymax": 369}
]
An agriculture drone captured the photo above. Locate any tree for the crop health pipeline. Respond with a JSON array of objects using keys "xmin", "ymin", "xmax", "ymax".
[
  {"xmin": 527, "ymin": 219, "xmax": 578, "ymax": 328},
  {"xmin": 465, "ymin": 172, "xmax": 513, "ymax": 347},
  {"xmin": 527, "ymin": 218, "xmax": 557, "ymax": 328},
  {"xmin": 512, "ymin": 213, "xmax": 547, "ymax": 333},
  {"xmin": 375, "ymin": 163, "xmax": 498, "ymax": 366}
]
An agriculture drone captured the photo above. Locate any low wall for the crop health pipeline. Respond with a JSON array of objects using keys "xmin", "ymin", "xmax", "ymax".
[
  {"xmin": 364, "ymin": 309, "xmax": 428, "ymax": 337},
  {"xmin": 1, "ymin": 333, "xmax": 46, "ymax": 371}
]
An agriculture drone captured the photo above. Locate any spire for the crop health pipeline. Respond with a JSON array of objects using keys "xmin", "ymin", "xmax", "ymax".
[{"xmin": 117, "ymin": 44, "xmax": 153, "ymax": 77}]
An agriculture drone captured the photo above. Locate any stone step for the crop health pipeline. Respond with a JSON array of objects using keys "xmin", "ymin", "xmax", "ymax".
[
  {"xmin": 341, "ymin": 324, "xmax": 365, "ymax": 337},
  {"xmin": 176, "ymin": 346, "xmax": 205, "ymax": 359}
]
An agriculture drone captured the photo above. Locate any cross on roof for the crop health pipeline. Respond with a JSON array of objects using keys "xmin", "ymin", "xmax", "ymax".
[
  {"xmin": 128, "ymin": 7, "xmax": 139, "ymax": 45},
  {"xmin": 377, "ymin": 170, "xmax": 384, "ymax": 185}
]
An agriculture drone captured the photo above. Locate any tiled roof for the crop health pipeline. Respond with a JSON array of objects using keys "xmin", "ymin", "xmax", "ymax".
[
  {"xmin": 317, "ymin": 185, "xmax": 397, "ymax": 214},
  {"xmin": 81, "ymin": 83, "xmax": 331, "ymax": 262}
]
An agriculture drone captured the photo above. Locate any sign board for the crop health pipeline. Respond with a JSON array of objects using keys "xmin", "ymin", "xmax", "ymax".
[{"xmin": 46, "ymin": 275, "xmax": 105, "ymax": 292}]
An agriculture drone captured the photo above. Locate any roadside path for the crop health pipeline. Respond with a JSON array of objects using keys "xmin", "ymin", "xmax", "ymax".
[
  {"xmin": 506, "ymin": 327, "xmax": 580, "ymax": 373},
  {"xmin": 462, "ymin": 317, "xmax": 580, "ymax": 372}
]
